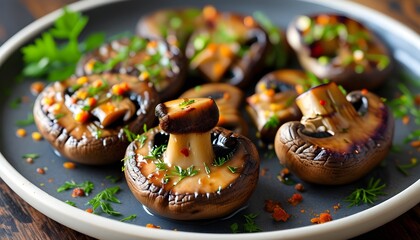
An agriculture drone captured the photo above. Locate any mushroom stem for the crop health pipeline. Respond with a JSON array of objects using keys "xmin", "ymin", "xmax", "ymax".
[
  {"xmin": 164, "ymin": 132, "xmax": 215, "ymax": 169},
  {"xmin": 296, "ymin": 82, "xmax": 359, "ymax": 134}
]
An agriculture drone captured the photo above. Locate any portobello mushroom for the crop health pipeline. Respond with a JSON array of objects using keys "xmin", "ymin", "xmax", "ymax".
[
  {"xmin": 33, "ymin": 73, "xmax": 159, "ymax": 165},
  {"xmin": 180, "ymin": 83, "xmax": 248, "ymax": 135},
  {"xmin": 124, "ymin": 98, "xmax": 260, "ymax": 220},
  {"xmin": 185, "ymin": 6, "xmax": 271, "ymax": 88},
  {"xmin": 287, "ymin": 14, "xmax": 392, "ymax": 90},
  {"xmin": 274, "ymin": 82, "xmax": 394, "ymax": 185},
  {"xmin": 136, "ymin": 8, "xmax": 202, "ymax": 51},
  {"xmin": 246, "ymin": 70, "xmax": 309, "ymax": 144},
  {"xmin": 76, "ymin": 36, "xmax": 186, "ymax": 101}
]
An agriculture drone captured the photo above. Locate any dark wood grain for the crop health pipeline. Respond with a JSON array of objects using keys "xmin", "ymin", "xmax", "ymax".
[{"xmin": 0, "ymin": 0, "xmax": 419, "ymax": 239}]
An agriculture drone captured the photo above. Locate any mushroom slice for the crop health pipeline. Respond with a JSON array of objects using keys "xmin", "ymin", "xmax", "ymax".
[
  {"xmin": 136, "ymin": 8, "xmax": 203, "ymax": 51},
  {"xmin": 124, "ymin": 98, "xmax": 260, "ymax": 220},
  {"xmin": 33, "ymin": 73, "xmax": 159, "ymax": 165},
  {"xmin": 246, "ymin": 70, "xmax": 308, "ymax": 144},
  {"xmin": 274, "ymin": 82, "xmax": 394, "ymax": 185},
  {"xmin": 185, "ymin": 6, "xmax": 270, "ymax": 88},
  {"xmin": 180, "ymin": 83, "xmax": 247, "ymax": 135},
  {"xmin": 76, "ymin": 36, "xmax": 186, "ymax": 101},
  {"xmin": 287, "ymin": 14, "xmax": 392, "ymax": 90}
]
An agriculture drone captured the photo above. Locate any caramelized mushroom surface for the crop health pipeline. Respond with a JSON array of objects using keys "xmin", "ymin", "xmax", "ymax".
[
  {"xmin": 33, "ymin": 73, "xmax": 159, "ymax": 165},
  {"xmin": 76, "ymin": 36, "xmax": 186, "ymax": 101},
  {"xmin": 124, "ymin": 98, "xmax": 260, "ymax": 220},
  {"xmin": 287, "ymin": 14, "xmax": 392, "ymax": 90},
  {"xmin": 180, "ymin": 83, "xmax": 248, "ymax": 135},
  {"xmin": 274, "ymin": 82, "xmax": 394, "ymax": 185}
]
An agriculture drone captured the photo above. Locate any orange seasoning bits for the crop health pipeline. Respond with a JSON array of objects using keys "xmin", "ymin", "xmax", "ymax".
[
  {"xmin": 16, "ymin": 128, "xmax": 27, "ymax": 138},
  {"xmin": 288, "ymin": 193, "xmax": 303, "ymax": 206},
  {"xmin": 86, "ymin": 208, "xmax": 93, "ymax": 213},
  {"xmin": 63, "ymin": 161, "xmax": 76, "ymax": 169},
  {"xmin": 146, "ymin": 223, "xmax": 161, "ymax": 229},
  {"xmin": 311, "ymin": 212, "xmax": 333, "ymax": 224},
  {"xmin": 203, "ymin": 5, "xmax": 217, "ymax": 21},
  {"xmin": 243, "ymin": 16, "xmax": 256, "ymax": 28},
  {"xmin": 32, "ymin": 132, "xmax": 43, "ymax": 141},
  {"xmin": 30, "ymin": 81, "xmax": 45, "ymax": 96},
  {"xmin": 272, "ymin": 207, "xmax": 291, "ymax": 222}
]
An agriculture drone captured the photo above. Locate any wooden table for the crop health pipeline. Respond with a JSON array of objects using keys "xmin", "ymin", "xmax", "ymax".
[{"xmin": 0, "ymin": 0, "xmax": 419, "ymax": 239}]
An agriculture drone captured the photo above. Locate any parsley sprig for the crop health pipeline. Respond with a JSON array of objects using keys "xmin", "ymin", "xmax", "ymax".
[
  {"xmin": 87, "ymin": 186, "xmax": 121, "ymax": 216},
  {"xmin": 21, "ymin": 8, "xmax": 105, "ymax": 81},
  {"xmin": 231, "ymin": 213, "xmax": 262, "ymax": 233},
  {"xmin": 345, "ymin": 178, "xmax": 386, "ymax": 207}
]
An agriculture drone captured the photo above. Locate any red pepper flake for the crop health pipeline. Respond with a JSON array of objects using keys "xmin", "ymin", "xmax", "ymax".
[
  {"xmin": 86, "ymin": 208, "xmax": 93, "ymax": 213},
  {"xmin": 180, "ymin": 147, "xmax": 189, "ymax": 157},
  {"xmin": 311, "ymin": 212, "xmax": 333, "ymax": 224},
  {"xmin": 72, "ymin": 188, "xmax": 85, "ymax": 198},
  {"xmin": 319, "ymin": 99, "xmax": 326, "ymax": 106},
  {"xmin": 361, "ymin": 89, "xmax": 369, "ymax": 95},
  {"xmin": 264, "ymin": 199, "xmax": 282, "ymax": 212},
  {"xmin": 272, "ymin": 207, "xmax": 290, "ymax": 222},
  {"xmin": 288, "ymin": 193, "xmax": 303, "ymax": 206}
]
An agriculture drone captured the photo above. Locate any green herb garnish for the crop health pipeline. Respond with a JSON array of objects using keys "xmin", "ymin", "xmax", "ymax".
[
  {"xmin": 179, "ymin": 99, "xmax": 195, "ymax": 109},
  {"xmin": 396, "ymin": 158, "xmax": 418, "ymax": 176},
  {"xmin": 65, "ymin": 200, "xmax": 76, "ymax": 207},
  {"xmin": 9, "ymin": 98, "xmax": 22, "ymax": 109},
  {"xmin": 86, "ymin": 186, "xmax": 121, "ymax": 216},
  {"xmin": 231, "ymin": 213, "xmax": 262, "ymax": 233},
  {"xmin": 21, "ymin": 8, "xmax": 104, "ymax": 81},
  {"xmin": 120, "ymin": 214, "xmax": 137, "ymax": 222},
  {"xmin": 144, "ymin": 145, "xmax": 167, "ymax": 160},
  {"xmin": 170, "ymin": 165, "xmax": 198, "ymax": 183},
  {"xmin": 213, "ymin": 152, "xmax": 233, "ymax": 166},
  {"xmin": 264, "ymin": 116, "xmax": 280, "ymax": 129},
  {"xmin": 105, "ymin": 175, "xmax": 121, "ymax": 183},
  {"xmin": 345, "ymin": 178, "xmax": 386, "ymax": 207},
  {"xmin": 227, "ymin": 166, "xmax": 238, "ymax": 173},
  {"xmin": 22, "ymin": 153, "xmax": 40, "ymax": 159},
  {"xmin": 57, "ymin": 180, "xmax": 94, "ymax": 196},
  {"xmin": 16, "ymin": 113, "xmax": 35, "ymax": 126},
  {"xmin": 123, "ymin": 124, "xmax": 148, "ymax": 146},
  {"xmin": 204, "ymin": 162, "xmax": 211, "ymax": 175}
]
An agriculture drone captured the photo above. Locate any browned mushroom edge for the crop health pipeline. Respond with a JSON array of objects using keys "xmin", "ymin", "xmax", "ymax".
[
  {"xmin": 246, "ymin": 69, "xmax": 309, "ymax": 144},
  {"xmin": 274, "ymin": 82, "xmax": 394, "ymax": 185},
  {"xmin": 287, "ymin": 14, "xmax": 393, "ymax": 91},
  {"xmin": 123, "ymin": 98, "xmax": 260, "ymax": 220},
  {"xmin": 76, "ymin": 36, "xmax": 186, "ymax": 101},
  {"xmin": 185, "ymin": 6, "xmax": 271, "ymax": 88},
  {"xmin": 33, "ymin": 73, "xmax": 159, "ymax": 165},
  {"xmin": 136, "ymin": 8, "xmax": 203, "ymax": 51},
  {"xmin": 179, "ymin": 83, "xmax": 248, "ymax": 135}
]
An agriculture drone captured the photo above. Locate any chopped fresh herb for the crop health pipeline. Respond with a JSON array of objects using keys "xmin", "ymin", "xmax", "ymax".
[
  {"xmin": 57, "ymin": 180, "xmax": 94, "ymax": 196},
  {"xmin": 16, "ymin": 113, "xmax": 35, "ymax": 126},
  {"xmin": 264, "ymin": 116, "xmax": 280, "ymax": 129},
  {"xmin": 213, "ymin": 152, "xmax": 233, "ymax": 166},
  {"xmin": 396, "ymin": 158, "xmax": 418, "ymax": 176},
  {"xmin": 22, "ymin": 153, "xmax": 40, "ymax": 159},
  {"xmin": 120, "ymin": 214, "xmax": 137, "ymax": 222},
  {"xmin": 86, "ymin": 186, "xmax": 121, "ymax": 216},
  {"xmin": 154, "ymin": 159, "xmax": 168, "ymax": 171},
  {"xmin": 145, "ymin": 145, "xmax": 167, "ymax": 160},
  {"xmin": 345, "ymin": 178, "xmax": 386, "ymax": 207},
  {"xmin": 54, "ymin": 113, "xmax": 66, "ymax": 119},
  {"xmin": 179, "ymin": 99, "xmax": 195, "ymax": 109},
  {"xmin": 387, "ymin": 84, "xmax": 420, "ymax": 124},
  {"xmin": 123, "ymin": 124, "xmax": 148, "ymax": 146},
  {"xmin": 94, "ymin": 129, "xmax": 103, "ymax": 139},
  {"xmin": 9, "ymin": 98, "xmax": 22, "ymax": 109},
  {"xmin": 105, "ymin": 175, "xmax": 121, "ymax": 183},
  {"xmin": 65, "ymin": 200, "xmax": 76, "ymax": 207},
  {"xmin": 21, "ymin": 8, "xmax": 104, "ymax": 81},
  {"xmin": 227, "ymin": 166, "xmax": 238, "ymax": 173},
  {"xmin": 171, "ymin": 165, "xmax": 198, "ymax": 183},
  {"xmin": 231, "ymin": 213, "xmax": 262, "ymax": 233}
]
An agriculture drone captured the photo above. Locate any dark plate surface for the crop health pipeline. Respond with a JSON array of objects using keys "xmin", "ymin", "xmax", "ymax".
[{"xmin": 0, "ymin": 0, "xmax": 419, "ymax": 239}]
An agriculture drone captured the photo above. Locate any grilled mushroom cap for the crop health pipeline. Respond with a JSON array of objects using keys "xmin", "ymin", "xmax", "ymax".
[
  {"xmin": 185, "ymin": 6, "xmax": 270, "ymax": 88},
  {"xmin": 33, "ymin": 73, "xmax": 159, "ymax": 165},
  {"xmin": 124, "ymin": 98, "xmax": 260, "ymax": 220},
  {"xmin": 246, "ymin": 69, "xmax": 307, "ymax": 143},
  {"xmin": 76, "ymin": 36, "xmax": 186, "ymax": 101},
  {"xmin": 287, "ymin": 14, "xmax": 392, "ymax": 91},
  {"xmin": 274, "ymin": 82, "xmax": 394, "ymax": 185},
  {"xmin": 180, "ymin": 83, "xmax": 247, "ymax": 135}
]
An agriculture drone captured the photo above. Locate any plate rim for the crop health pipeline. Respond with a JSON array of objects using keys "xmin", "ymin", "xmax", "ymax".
[{"xmin": 0, "ymin": 0, "xmax": 419, "ymax": 239}]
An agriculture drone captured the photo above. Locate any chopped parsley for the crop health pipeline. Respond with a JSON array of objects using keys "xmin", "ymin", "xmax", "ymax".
[
  {"xmin": 120, "ymin": 214, "xmax": 137, "ymax": 222},
  {"xmin": 65, "ymin": 200, "xmax": 76, "ymax": 207},
  {"xmin": 144, "ymin": 144, "xmax": 167, "ymax": 160},
  {"xmin": 16, "ymin": 113, "xmax": 35, "ymax": 127},
  {"xmin": 86, "ymin": 186, "xmax": 121, "ymax": 216},
  {"xmin": 57, "ymin": 180, "xmax": 94, "ymax": 196},
  {"xmin": 213, "ymin": 152, "xmax": 233, "ymax": 166},
  {"xmin": 231, "ymin": 213, "xmax": 262, "ymax": 233},
  {"xmin": 264, "ymin": 116, "xmax": 280, "ymax": 129},
  {"xmin": 179, "ymin": 99, "xmax": 195, "ymax": 109},
  {"xmin": 396, "ymin": 158, "xmax": 418, "ymax": 176},
  {"xmin": 22, "ymin": 153, "xmax": 40, "ymax": 159}
]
